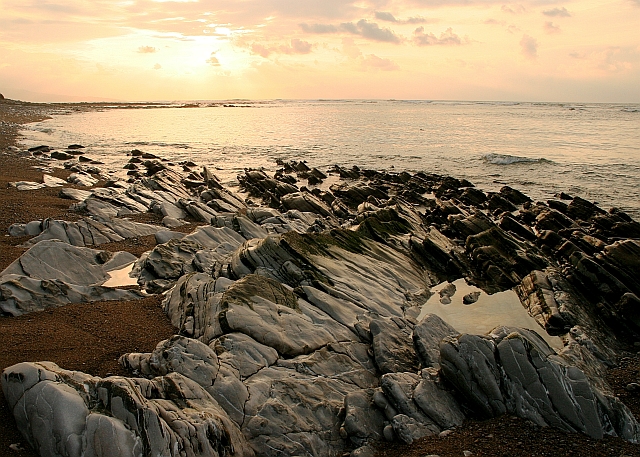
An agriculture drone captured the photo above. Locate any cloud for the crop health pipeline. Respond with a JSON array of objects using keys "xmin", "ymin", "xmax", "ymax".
[
  {"xmin": 361, "ymin": 54, "xmax": 399, "ymax": 71},
  {"xmin": 290, "ymin": 38, "xmax": 312, "ymax": 54},
  {"xmin": 251, "ymin": 39, "xmax": 313, "ymax": 58},
  {"xmin": 300, "ymin": 19, "xmax": 401, "ymax": 43},
  {"xmin": 375, "ymin": 11, "xmax": 432, "ymax": 25},
  {"xmin": 137, "ymin": 46, "xmax": 157, "ymax": 54},
  {"xmin": 153, "ymin": 63, "xmax": 162, "ymax": 70},
  {"xmin": 544, "ymin": 21, "xmax": 561, "ymax": 34},
  {"xmin": 520, "ymin": 34, "xmax": 538, "ymax": 58},
  {"xmin": 413, "ymin": 27, "xmax": 463, "ymax": 46},
  {"xmin": 542, "ymin": 7, "xmax": 571, "ymax": 17},
  {"xmin": 299, "ymin": 23, "xmax": 339, "ymax": 34},
  {"xmin": 341, "ymin": 20, "xmax": 401, "ymax": 43},
  {"xmin": 407, "ymin": 17, "xmax": 431, "ymax": 24},
  {"xmin": 375, "ymin": 11, "xmax": 397, "ymax": 22},
  {"xmin": 206, "ymin": 52, "xmax": 220, "ymax": 66}
]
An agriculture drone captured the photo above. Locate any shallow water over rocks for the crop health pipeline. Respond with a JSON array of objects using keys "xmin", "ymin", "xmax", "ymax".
[{"xmin": 419, "ymin": 278, "xmax": 563, "ymax": 349}]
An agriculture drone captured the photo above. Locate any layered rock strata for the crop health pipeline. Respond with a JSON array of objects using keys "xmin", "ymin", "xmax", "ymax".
[{"xmin": 2, "ymin": 155, "xmax": 640, "ymax": 456}]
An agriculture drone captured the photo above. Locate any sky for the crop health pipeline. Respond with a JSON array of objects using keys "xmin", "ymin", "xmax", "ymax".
[{"xmin": 0, "ymin": 0, "xmax": 639, "ymax": 102}]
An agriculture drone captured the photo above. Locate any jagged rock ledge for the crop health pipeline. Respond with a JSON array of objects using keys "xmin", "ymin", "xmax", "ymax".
[{"xmin": 2, "ymin": 153, "xmax": 640, "ymax": 457}]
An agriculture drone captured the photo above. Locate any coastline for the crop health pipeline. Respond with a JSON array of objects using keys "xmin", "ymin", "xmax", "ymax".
[
  {"xmin": 0, "ymin": 100, "xmax": 177, "ymax": 457},
  {"xmin": 1, "ymin": 98, "xmax": 640, "ymax": 457}
]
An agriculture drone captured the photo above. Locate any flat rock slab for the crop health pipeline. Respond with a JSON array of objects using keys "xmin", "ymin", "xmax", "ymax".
[
  {"xmin": 220, "ymin": 275, "xmax": 355, "ymax": 357},
  {"xmin": 0, "ymin": 240, "xmax": 141, "ymax": 315},
  {"xmin": 0, "ymin": 274, "xmax": 144, "ymax": 316},
  {"xmin": 2, "ymin": 239, "xmax": 136, "ymax": 286},
  {"xmin": 20, "ymin": 217, "xmax": 163, "ymax": 247}
]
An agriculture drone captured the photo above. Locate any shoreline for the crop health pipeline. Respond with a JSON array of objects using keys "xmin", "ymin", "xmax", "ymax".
[
  {"xmin": 0, "ymin": 100, "xmax": 180, "ymax": 457},
  {"xmin": 1, "ymin": 98, "xmax": 640, "ymax": 457}
]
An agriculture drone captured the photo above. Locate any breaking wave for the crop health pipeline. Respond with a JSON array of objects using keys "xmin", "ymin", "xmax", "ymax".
[{"xmin": 483, "ymin": 153, "xmax": 552, "ymax": 165}]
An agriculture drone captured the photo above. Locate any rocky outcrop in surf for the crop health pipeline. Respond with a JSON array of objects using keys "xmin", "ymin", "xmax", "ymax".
[{"xmin": 2, "ymin": 153, "xmax": 640, "ymax": 456}]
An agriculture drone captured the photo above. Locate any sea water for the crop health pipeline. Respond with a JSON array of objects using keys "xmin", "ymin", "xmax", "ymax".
[{"xmin": 19, "ymin": 100, "xmax": 640, "ymax": 218}]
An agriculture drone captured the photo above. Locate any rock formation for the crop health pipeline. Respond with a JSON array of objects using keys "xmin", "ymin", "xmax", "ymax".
[{"xmin": 3, "ymin": 156, "xmax": 640, "ymax": 456}]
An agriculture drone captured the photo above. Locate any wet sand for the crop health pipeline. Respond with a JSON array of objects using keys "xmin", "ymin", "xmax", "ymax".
[{"xmin": 0, "ymin": 98, "xmax": 639, "ymax": 457}]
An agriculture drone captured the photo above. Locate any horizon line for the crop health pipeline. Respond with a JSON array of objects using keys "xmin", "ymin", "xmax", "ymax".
[{"xmin": 3, "ymin": 96, "xmax": 639, "ymax": 106}]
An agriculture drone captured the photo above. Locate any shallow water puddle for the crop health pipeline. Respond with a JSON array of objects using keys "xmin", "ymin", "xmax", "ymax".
[
  {"xmin": 102, "ymin": 263, "xmax": 138, "ymax": 288},
  {"xmin": 419, "ymin": 278, "xmax": 563, "ymax": 349}
]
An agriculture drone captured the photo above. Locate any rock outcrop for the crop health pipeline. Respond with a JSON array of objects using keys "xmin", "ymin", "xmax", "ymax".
[
  {"xmin": 3, "ymin": 159, "xmax": 640, "ymax": 456},
  {"xmin": 0, "ymin": 240, "xmax": 142, "ymax": 316}
]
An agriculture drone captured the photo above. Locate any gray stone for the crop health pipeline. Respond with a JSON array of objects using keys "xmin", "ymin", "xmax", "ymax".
[
  {"xmin": 281, "ymin": 192, "xmax": 333, "ymax": 218},
  {"xmin": 516, "ymin": 270, "xmax": 570, "ymax": 334},
  {"xmin": 242, "ymin": 366, "xmax": 356, "ymax": 456},
  {"xmin": 8, "ymin": 223, "xmax": 27, "ymax": 237},
  {"xmin": 463, "ymin": 291, "xmax": 481, "ymax": 305},
  {"xmin": 10, "ymin": 181, "xmax": 46, "ymax": 191},
  {"xmin": 413, "ymin": 313, "xmax": 459, "ymax": 369},
  {"xmin": 438, "ymin": 282, "xmax": 456, "ymax": 304},
  {"xmin": 2, "ymin": 362, "xmax": 254, "ymax": 457},
  {"xmin": 343, "ymin": 390, "xmax": 385, "ymax": 446},
  {"xmin": 51, "ymin": 151, "xmax": 75, "ymax": 160},
  {"xmin": 1, "ymin": 240, "xmax": 136, "ymax": 286},
  {"xmin": 413, "ymin": 375, "xmax": 465, "ymax": 429},
  {"xmin": 380, "ymin": 372, "xmax": 439, "ymax": 432},
  {"xmin": 120, "ymin": 335, "xmax": 219, "ymax": 384},
  {"xmin": 391, "ymin": 414, "xmax": 438, "ymax": 445},
  {"xmin": 440, "ymin": 328, "xmax": 640, "ymax": 441},
  {"xmin": 300, "ymin": 285, "xmax": 367, "ymax": 334},
  {"xmin": 277, "ymin": 343, "xmax": 378, "ymax": 389},
  {"xmin": 24, "ymin": 220, "xmax": 43, "ymax": 236},
  {"xmin": 370, "ymin": 317, "xmax": 419, "ymax": 374},
  {"xmin": 154, "ymin": 230, "xmax": 185, "ymax": 244},
  {"xmin": 162, "ymin": 273, "xmax": 232, "ymax": 342},
  {"xmin": 440, "ymin": 333, "xmax": 505, "ymax": 419},
  {"xmin": 0, "ymin": 274, "xmax": 143, "ymax": 316},
  {"xmin": 383, "ymin": 424, "xmax": 395, "ymax": 442},
  {"xmin": 138, "ymin": 226, "xmax": 244, "ymax": 292},
  {"xmin": 155, "ymin": 201, "xmax": 187, "ymax": 220},
  {"xmin": 42, "ymin": 174, "xmax": 67, "ymax": 187},
  {"xmin": 220, "ymin": 275, "xmax": 355, "ymax": 356},
  {"xmin": 68, "ymin": 172, "xmax": 98, "ymax": 187},
  {"xmin": 162, "ymin": 216, "xmax": 185, "ymax": 228},
  {"xmin": 212, "ymin": 332, "xmax": 279, "ymax": 379},
  {"xmin": 179, "ymin": 199, "xmax": 218, "ymax": 223},
  {"xmin": 231, "ymin": 215, "xmax": 269, "ymax": 240},
  {"xmin": 59, "ymin": 187, "xmax": 93, "ymax": 201},
  {"xmin": 350, "ymin": 444, "xmax": 376, "ymax": 457}
]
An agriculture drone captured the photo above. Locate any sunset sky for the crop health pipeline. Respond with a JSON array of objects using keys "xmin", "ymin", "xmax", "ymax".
[{"xmin": 1, "ymin": 0, "xmax": 638, "ymax": 102}]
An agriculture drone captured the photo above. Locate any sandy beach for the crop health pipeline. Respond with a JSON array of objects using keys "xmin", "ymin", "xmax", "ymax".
[{"xmin": 1, "ymin": 98, "xmax": 639, "ymax": 457}]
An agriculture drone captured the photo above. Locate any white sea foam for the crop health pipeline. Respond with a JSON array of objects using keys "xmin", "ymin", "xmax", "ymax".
[{"xmin": 482, "ymin": 153, "xmax": 550, "ymax": 165}]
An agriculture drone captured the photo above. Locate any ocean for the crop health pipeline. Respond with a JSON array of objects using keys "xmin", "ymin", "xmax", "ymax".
[{"xmin": 19, "ymin": 100, "xmax": 640, "ymax": 218}]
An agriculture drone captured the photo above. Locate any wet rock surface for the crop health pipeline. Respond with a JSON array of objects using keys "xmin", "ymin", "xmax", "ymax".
[{"xmin": 2, "ymin": 157, "xmax": 640, "ymax": 456}]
